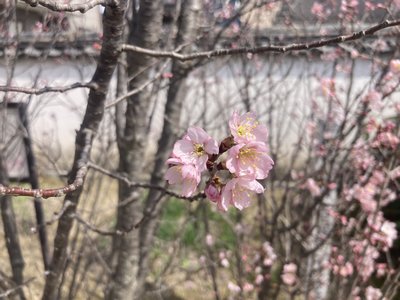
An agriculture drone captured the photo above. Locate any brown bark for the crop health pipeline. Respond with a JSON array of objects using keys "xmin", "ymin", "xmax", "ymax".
[
  {"xmin": 0, "ymin": 154, "xmax": 26, "ymax": 300},
  {"xmin": 41, "ymin": 1, "xmax": 128, "ymax": 299},
  {"xmin": 107, "ymin": 1, "xmax": 164, "ymax": 299},
  {"xmin": 137, "ymin": 0, "xmax": 201, "ymax": 289}
]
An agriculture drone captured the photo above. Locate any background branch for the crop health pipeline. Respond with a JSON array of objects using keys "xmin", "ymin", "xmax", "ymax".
[
  {"xmin": 0, "ymin": 82, "xmax": 96, "ymax": 96},
  {"xmin": 122, "ymin": 19, "xmax": 400, "ymax": 61},
  {"xmin": 21, "ymin": 0, "xmax": 114, "ymax": 13}
]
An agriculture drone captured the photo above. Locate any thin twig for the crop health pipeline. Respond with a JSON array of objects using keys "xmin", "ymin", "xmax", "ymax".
[
  {"xmin": 0, "ymin": 82, "xmax": 97, "ymax": 96},
  {"xmin": 73, "ymin": 213, "xmax": 122, "ymax": 236},
  {"xmin": 0, "ymin": 277, "xmax": 35, "ymax": 298},
  {"xmin": 105, "ymin": 60, "xmax": 170, "ymax": 108},
  {"xmin": 0, "ymin": 129, "xmax": 93, "ymax": 199},
  {"xmin": 88, "ymin": 162, "xmax": 205, "ymax": 201},
  {"xmin": 122, "ymin": 19, "xmax": 400, "ymax": 61},
  {"xmin": 30, "ymin": 201, "xmax": 74, "ymax": 233},
  {"xmin": 21, "ymin": 0, "xmax": 115, "ymax": 13}
]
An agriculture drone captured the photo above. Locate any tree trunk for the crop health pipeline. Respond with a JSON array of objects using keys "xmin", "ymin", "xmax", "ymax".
[
  {"xmin": 107, "ymin": 1, "xmax": 163, "ymax": 299},
  {"xmin": 137, "ymin": 0, "xmax": 201, "ymax": 291},
  {"xmin": 41, "ymin": 2, "xmax": 128, "ymax": 299},
  {"xmin": 0, "ymin": 154, "xmax": 26, "ymax": 300}
]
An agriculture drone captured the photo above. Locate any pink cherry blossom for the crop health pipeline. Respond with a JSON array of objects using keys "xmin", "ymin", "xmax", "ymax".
[
  {"xmin": 281, "ymin": 263, "xmax": 297, "ymax": 286},
  {"xmin": 305, "ymin": 178, "xmax": 321, "ymax": 197},
  {"xmin": 219, "ymin": 177, "xmax": 264, "ymax": 211},
  {"xmin": 262, "ymin": 241, "xmax": 277, "ymax": 266},
  {"xmin": 205, "ymin": 234, "xmax": 214, "ymax": 246},
  {"xmin": 172, "ymin": 126, "xmax": 218, "ymax": 171},
  {"xmin": 227, "ymin": 281, "xmax": 241, "ymax": 293},
  {"xmin": 243, "ymin": 282, "xmax": 254, "ymax": 292},
  {"xmin": 376, "ymin": 263, "xmax": 387, "ymax": 277},
  {"xmin": 205, "ymin": 183, "xmax": 221, "ymax": 202},
  {"xmin": 164, "ymin": 162, "xmax": 201, "ymax": 197},
  {"xmin": 229, "ymin": 111, "xmax": 268, "ymax": 143},
  {"xmin": 389, "ymin": 166, "xmax": 400, "ymax": 179},
  {"xmin": 339, "ymin": 262, "xmax": 354, "ymax": 277},
  {"xmin": 255, "ymin": 274, "xmax": 264, "ymax": 285},
  {"xmin": 362, "ymin": 90, "xmax": 382, "ymax": 110},
  {"xmin": 374, "ymin": 132, "xmax": 399, "ymax": 149},
  {"xmin": 365, "ymin": 286, "xmax": 383, "ymax": 300},
  {"xmin": 226, "ymin": 142, "xmax": 274, "ymax": 179},
  {"xmin": 390, "ymin": 59, "xmax": 400, "ymax": 73}
]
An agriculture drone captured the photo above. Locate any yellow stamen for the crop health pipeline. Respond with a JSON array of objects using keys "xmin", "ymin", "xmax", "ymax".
[{"xmin": 193, "ymin": 144, "xmax": 205, "ymax": 156}]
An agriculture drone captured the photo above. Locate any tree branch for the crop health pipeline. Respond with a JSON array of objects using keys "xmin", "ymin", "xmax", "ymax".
[
  {"xmin": 21, "ymin": 0, "xmax": 115, "ymax": 13},
  {"xmin": 121, "ymin": 19, "xmax": 400, "ymax": 61},
  {"xmin": 0, "ymin": 144, "xmax": 89, "ymax": 199},
  {"xmin": 105, "ymin": 60, "xmax": 169, "ymax": 109},
  {"xmin": 88, "ymin": 162, "xmax": 205, "ymax": 201},
  {"xmin": 0, "ymin": 277, "xmax": 36, "ymax": 298},
  {"xmin": 0, "ymin": 82, "xmax": 97, "ymax": 95}
]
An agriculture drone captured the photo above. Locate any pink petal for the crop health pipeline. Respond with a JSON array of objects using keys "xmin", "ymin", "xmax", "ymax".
[
  {"xmin": 187, "ymin": 126, "xmax": 209, "ymax": 144},
  {"xmin": 239, "ymin": 179, "xmax": 264, "ymax": 193},
  {"xmin": 204, "ymin": 138, "xmax": 219, "ymax": 154},
  {"xmin": 164, "ymin": 166, "xmax": 182, "ymax": 184},
  {"xmin": 181, "ymin": 178, "xmax": 198, "ymax": 197},
  {"xmin": 173, "ymin": 139, "xmax": 194, "ymax": 161}
]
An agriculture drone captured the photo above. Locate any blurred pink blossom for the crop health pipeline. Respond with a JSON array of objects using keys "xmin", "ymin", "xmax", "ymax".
[
  {"xmin": 262, "ymin": 242, "xmax": 277, "ymax": 266},
  {"xmin": 227, "ymin": 281, "xmax": 241, "ymax": 293},
  {"xmin": 243, "ymin": 282, "xmax": 254, "ymax": 292},
  {"xmin": 281, "ymin": 263, "xmax": 297, "ymax": 285},
  {"xmin": 205, "ymin": 234, "xmax": 214, "ymax": 246},
  {"xmin": 389, "ymin": 166, "xmax": 400, "ymax": 179},
  {"xmin": 365, "ymin": 286, "xmax": 383, "ymax": 300},
  {"xmin": 390, "ymin": 59, "xmax": 400, "ymax": 73},
  {"xmin": 305, "ymin": 178, "xmax": 321, "ymax": 197}
]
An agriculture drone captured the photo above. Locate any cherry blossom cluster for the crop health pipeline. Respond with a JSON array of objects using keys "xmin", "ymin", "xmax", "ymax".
[{"xmin": 165, "ymin": 112, "xmax": 274, "ymax": 211}]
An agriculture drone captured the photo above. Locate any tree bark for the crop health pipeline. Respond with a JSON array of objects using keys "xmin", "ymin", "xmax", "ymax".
[
  {"xmin": 137, "ymin": 0, "xmax": 201, "ymax": 289},
  {"xmin": 41, "ymin": 2, "xmax": 128, "ymax": 299},
  {"xmin": 107, "ymin": 1, "xmax": 163, "ymax": 299},
  {"xmin": 0, "ymin": 154, "xmax": 26, "ymax": 300},
  {"xmin": 18, "ymin": 104, "xmax": 50, "ymax": 271}
]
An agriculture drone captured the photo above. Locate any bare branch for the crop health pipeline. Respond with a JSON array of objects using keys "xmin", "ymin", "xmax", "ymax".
[
  {"xmin": 105, "ymin": 60, "xmax": 169, "ymax": 108},
  {"xmin": 0, "ymin": 166, "xmax": 87, "ymax": 199},
  {"xmin": 72, "ymin": 213, "xmax": 122, "ymax": 236},
  {"xmin": 0, "ymin": 277, "xmax": 36, "ymax": 298},
  {"xmin": 0, "ymin": 129, "xmax": 93, "ymax": 199},
  {"xmin": 88, "ymin": 162, "xmax": 205, "ymax": 201},
  {"xmin": 30, "ymin": 201, "xmax": 75, "ymax": 232},
  {"xmin": 0, "ymin": 82, "xmax": 97, "ymax": 95},
  {"xmin": 21, "ymin": 0, "xmax": 115, "ymax": 13},
  {"xmin": 122, "ymin": 19, "xmax": 400, "ymax": 61}
]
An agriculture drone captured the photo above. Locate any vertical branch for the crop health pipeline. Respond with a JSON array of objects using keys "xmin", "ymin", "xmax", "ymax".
[
  {"xmin": 0, "ymin": 1, "xmax": 26, "ymax": 299},
  {"xmin": 137, "ymin": 0, "xmax": 201, "ymax": 288},
  {"xmin": 0, "ymin": 155, "xmax": 26, "ymax": 300},
  {"xmin": 18, "ymin": 104, "xmax": 50, "ymax": 270},
  {"xmin": 201, "ymin": 203, "xmax": 221, "ymax": 300},
  {"xmin": 108, "ymin": 1, "xmax": 163, "ymax": 299},
  {"xmin": 42, "ymin": 1, "xmax": 128, "ymax": 299}
]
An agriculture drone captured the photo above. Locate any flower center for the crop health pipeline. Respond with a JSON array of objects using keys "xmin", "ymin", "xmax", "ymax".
[
  {"xmin": 237, "ymin": 121, "xmax": 258, "ymax": 138},
  {"xmin": 237, "ymin": 124, "xmax": 251, "ymax": 137},
  {"xmin": 194, "ymin": 143, "xmax": 205, "ymax": 156},
  {"xmin": 238, "ymin": 147, "xmax": 259, "ymax": 167}
]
